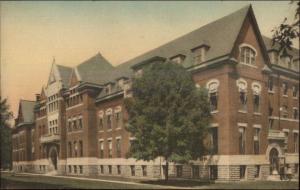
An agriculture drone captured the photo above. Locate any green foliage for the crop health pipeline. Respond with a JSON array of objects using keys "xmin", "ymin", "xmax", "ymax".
[
  {"xmin": 272, "ymin": 1, "xmax": 299, "ymax": 53},
  {"xmin": 124, "ymin": 62, "xmax": 211, "ymax": 164},
  {"xmin": 0, "ymin": 97, "xmax": 13, "ymax": 169}
]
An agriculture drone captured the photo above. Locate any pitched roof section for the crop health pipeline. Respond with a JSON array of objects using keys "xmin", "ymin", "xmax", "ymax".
[
  {"xmin": 262, "ymin": 35, "xmax": 300, "ymax": 59},
  {"xmin": 19, "ymin": 100, "xmax": 35, "ymax": 124},
  {"xmin": 56, "ymin": 64, "xmax": 73, "ymax": 88},
  {"xmin": 76, "ymin": 53, "xmax": 115, "ymax": 85},
  {"xmin": 107, "ymin": 5, "xmax": 251, "ymax": 81}
]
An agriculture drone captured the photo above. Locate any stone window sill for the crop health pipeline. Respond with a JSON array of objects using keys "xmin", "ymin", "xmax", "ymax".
[
  {"xmin": 239, "ymin": 62, "xmax": 258, "ymax": 68},
  {"xmin": 211, "ymin": 110, "xmax": 219, "ymax": 114},
  {"xmin": 283, "ymin": 95, "xmax": 288, "ymax": 98},
  {"xmin": 238, "ymin": 110, "xmax": 247, "ymax": 114},
  {"xmin": 253, "ymin": 112, "xmax": 262, "ymax": 116},
  {"xmin": 268, "ymin": 91, "xmax": 275, "ymax": 94}
]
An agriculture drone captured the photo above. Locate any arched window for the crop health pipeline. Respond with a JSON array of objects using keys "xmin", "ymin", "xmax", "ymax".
[
  {"xmin": 240, "ymin": 44, "xmax": 257, "ymax": 65},
  {"xmin": 252, "ymin": 82, "xmax": 262, "ymax": 113},
  {"xmin": 206, "ymin": 79, "xmax": 220, "ymax": 112},
  {"xmin": 236, "ymin": 78, "xmax": 248, "ymax": 111}
]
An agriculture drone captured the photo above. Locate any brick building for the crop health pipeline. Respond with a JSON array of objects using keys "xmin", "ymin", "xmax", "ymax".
[{"xmin": 12, "ymin": 5, "xmax": 299, "ymax": 181}]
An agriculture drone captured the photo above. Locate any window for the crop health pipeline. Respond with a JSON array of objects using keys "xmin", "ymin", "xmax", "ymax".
[
  {"xmin": 282, "ymin": 82, "xmax": 288, "ymax": 96},
  {"xmin": 108, "ymin": 165, "xmax": 112, "ymax": 174},
  {"xmin": 130, "ymin": 165, "xmax": 135, "ymax": 176},
  {"xmin": 268, "ymin": 78, "xmax": 274, "ymax": 93},
  {"xmin": 100, "ymin": 165, "xmax": 104, "ymax": 174},
  {"xmin": 117, "ymin": 165, "xmax": 121, "ymax": 175},
  {"xmin": 292, "ymin": 85, "xmax": 298, "ymax": 97},
  {"xmin": 240, "ymin": 165, "xmax": 246, "ymax": 179},
  {"xmin": 115, "ymin": 112, "xmax": 122, "ymax": 128},
  {"xmin": 254, "ymin": 165, "xmax": 260, "ymax": 178},
  {"xmin": 192, "ymin": 165, "xmax": 200, "ymax": 178},
  {"xmin": 253, "ymin": 94, "xmax": 260, "ymax": 113},
  {"xmin": 294, "ymin": 133, "xmax": 299, "ymax": 153},
  {"xmin": 73, "ymin": 120, "xmax": 77, "ymax": 130},
  {"xmin": 99, "ymin": 141, "xmax": 104, "ymax": 158},
  {"xmin": 176, "ymin": 165, "xmax": 183, "ymax": 177},
  {"xmin": 74, "ymin": 141, "xmax": 77, "ymax": 157},
  {"xmin": 68, "ymin": 120, "xmax": 72, "ymax": 132},
  {"xmin": 79, "ymin": 141, "xmax": 83, "ymax": 157},
  {"xmin": 193, "ymin": 48, "xmax": 203, "ymax": 64},
  {"xmin": 254, "ymin": 128, "xmax": 260, "ymax": 154},
  {"xmin": 116, "ymin": 138, "xmax": 121, "ymax": 158},
  {"xmin": 79, "ymin": 165, "xmax": 83, "ymax": 174},
  {"xmin": 293, "ymin": 108, "xmax": 299, "ymax": 119},
  {"xmin": 208, "ymin": 127, "xmax": 218, "ymax": 154},
  {"xmin": 237, "ymin": 79, "xmax": 248, "ymax": 111},
  {"xmin": 99, "ymin": 117, "xmax": 103, "ymax": 129},
  {"xmin": 68, "ymin": 165, "xmax": 72, "ymax": 173},
  {"xmin": 269, "ymin": 105, "xmax": 273, "ymax": 116},
  {"xmin": 209, "ymin": 165, "xmax": 218, "ymax": 180},
  {"xmin": 240, "ymin": 46, "xmax": 256, "ymax": 65},
  {"xmin": 107, "ymin": 115, "xmax": 112, "ymax": 129},
  {"xmin": 239, "ymin": 127, "xmax": 246, "ymax": 154},
  {"xmin": 284, "ymin": 131, "xmax": 289, "ymax": 144},
  {"xmin": 207, "ymin": 80, "xmax": 219, "ymax": 112},
  {"xmin": 78, "ymin": 118, "xmax": 83, "ymax": 129},
  {"xmin": 108, "ymin": 140, "xmax": 112, "ymax": 158},
  {"xmin": 171, "ymin": 55, "xmax": 184, "ymax": 64},
  {"xmin": 142, "ymin": 165, "xmax": 147, "ymax": 176},
  {"xmin": 282, "ymin": 105, "xmax": 288, "ymax": 118},
  {"xmin": 68, "ymin": 142, "xmax": 72, "ymax": 157},
  {"xmin": 74, "ymin": 165, "xmax": 77, "ymax": 174}
]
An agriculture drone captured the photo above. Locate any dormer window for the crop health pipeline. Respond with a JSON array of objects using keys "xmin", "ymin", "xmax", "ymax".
[
  {"xmin": 240, "ymin": 44, "xmax": 257, "ymax": 65},
  {"xmin": 170, "ymin": 54, "xmax": 185, "ymax": 64},
  {"xmin": 192, "ymin": 44, "xmax": 209, "ymax": 65}
]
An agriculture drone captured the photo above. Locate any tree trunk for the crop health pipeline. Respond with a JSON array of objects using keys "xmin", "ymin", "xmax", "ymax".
[{"xmin": 165, "ymin": 160, "xmax": 169, "ymax": 182}]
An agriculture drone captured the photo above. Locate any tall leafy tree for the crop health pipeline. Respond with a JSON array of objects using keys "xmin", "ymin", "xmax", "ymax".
[
  {"xmin": 125, "ymin": 61, "xmax": 211, "ymax": 181},
  {"xmin": 272, "ymin": 1, "xmax": 299, "ymax": 53},
  {"xmin": 0, "ymin": 97, "xmax": 13, "ymax": 169}
]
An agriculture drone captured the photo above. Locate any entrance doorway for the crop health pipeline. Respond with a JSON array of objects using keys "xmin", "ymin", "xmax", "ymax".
[
  {"xmin": 269, "ymin": 148, "xmax": 279, "ymax": 174},
  {"xmin": 50, "ymin": 148, "xmax": 58, "ymax": 170}
]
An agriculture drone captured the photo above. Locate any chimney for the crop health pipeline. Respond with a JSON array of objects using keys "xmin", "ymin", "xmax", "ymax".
[{"xmin": 36, "ymin": 94, "xmax": 41, "ymax": 102}]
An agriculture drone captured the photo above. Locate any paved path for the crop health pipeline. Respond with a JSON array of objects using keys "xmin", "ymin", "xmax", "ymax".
[{"xmin": 2, "ymin": 171, "xmax": 185, "ymax": 189}]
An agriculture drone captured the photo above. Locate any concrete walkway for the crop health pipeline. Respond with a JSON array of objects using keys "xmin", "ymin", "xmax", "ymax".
[{"xmin": 3, "ymin": 171, "xmax": 184, "ymax": 189}]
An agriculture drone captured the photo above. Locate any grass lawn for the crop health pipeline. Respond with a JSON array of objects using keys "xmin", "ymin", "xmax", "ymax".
[{"xmin": 1, "ymin": 172, "xmax": 299, "ymax": 189}]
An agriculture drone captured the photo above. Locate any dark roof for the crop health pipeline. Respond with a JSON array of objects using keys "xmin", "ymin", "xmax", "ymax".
[
  {"xmin": 262, "ymin": 35, "xmax": 300, "ymax": 59},
  {"xmin": 56, "ymin": 64, "xmax": 73, "ymax": 88},
  {"xmin": 106, "ymin": 5, "xmax": 251, "ymax": 81},
  {"xmin": 19, "ymin": 100, "xmax": 35, "ymax": 124},
  {"xmin": 76, "ymin": 53, "xmax": 115, "ymax": 84}
]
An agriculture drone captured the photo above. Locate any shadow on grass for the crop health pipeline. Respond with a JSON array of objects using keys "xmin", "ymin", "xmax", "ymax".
[{"xmin": 140, "ymin": 179, "xmax": 213, "ymax": 187}]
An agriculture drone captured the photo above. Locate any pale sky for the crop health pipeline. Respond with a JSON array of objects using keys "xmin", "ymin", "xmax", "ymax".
[{"xmin": 0, "ymin": 1, "xmax": 298, "ymax": 117}]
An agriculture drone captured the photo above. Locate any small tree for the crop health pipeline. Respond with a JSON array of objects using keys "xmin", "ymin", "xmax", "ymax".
[
  {"xmin": 125, "ymin": 62, "xmax": 211, "ymax": 181},
  {"xmin": 272, "ymin": 1, "xmax": 299, "ymax": 53},
  {"xmin": 0, "ymin": 97, "xmax": 13, "ymax": 170}
]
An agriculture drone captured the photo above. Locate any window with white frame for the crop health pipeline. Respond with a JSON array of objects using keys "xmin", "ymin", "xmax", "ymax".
[
  {"xmin": 284, "ymin": 131, "xmax": 289, "ymax": 144},
  {"xmin": 98, "ymin": 111, "xmax": 104, "ymax": 130},
  {"xmin": 206, "ymin": 79, "xmax": 219, "ymax": 112},
  {"xmin": 237, "ymin": 79, "xmax": 247, "ymax": 111},
  {"xmin": 106, "ymin": 109, "xmax": 112, "ymax": 129},
  {"xmin": 252, "ymin": 82, "xmax": 261, "ymax": 113},
  {"xmin": 293, "ymin": 108, "xmax": 299, "ymax": 119},
  {"xmin": 240, "ymin": 44, "xmax": 256, "ymax": 65},
  {"xmin": 116, "ymin": 138, "xmax": 121, "ymax": 158},
  {"xmin": 99, "ymin": 140, "xmax": 104, "ymax": 158},
  {"xmin": 114, "ymin": 106, "xmax": 122, "ymax": 128},
  {"xmin": 292, "ymin": 85, "xmax": 298, "ymax": 98},
  {"xmin": 239, "ymin": 127, "xmax": 246, "ymax": 154},
  {"xmin": 282, "ymin": 105, "xmax": 288, "ymax": 118},
  {"xmin": 282, "ymin": 82, "xmax": 288, "ymax": 96},
  {"xmin": 108, "ymin": 139, "xmax": 112, "ymax": 158},
  {"xmin": 253, "ymin": 127, "xmax": 260, "ymax": 154}
]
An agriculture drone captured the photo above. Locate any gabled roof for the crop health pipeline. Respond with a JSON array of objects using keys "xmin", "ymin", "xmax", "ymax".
[
  {"xmin": 107, "ymin": 5, "xmax": 251, "ymax": 81},
  {"xmin": 75, "ymin": 53, "xmax": 115, "ymax": 85},
  {"xmin": 56, "ymin": 64, "xmax": 73, "ymax": 88},
  {"xmin": 18, "ymin": 100, "xmax": 35, "ymax": 124},
  {"xmin": 262, "ymin": 35, "xmax": 300, "ymax": 59}
]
